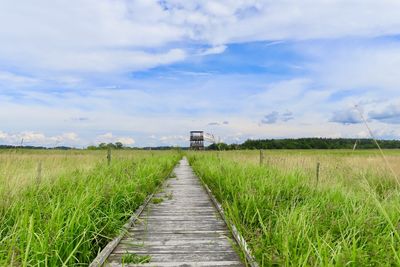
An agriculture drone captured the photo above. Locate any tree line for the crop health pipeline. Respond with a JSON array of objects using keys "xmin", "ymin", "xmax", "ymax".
[{"xmin": 207, "ymin": 138, "xmax": 400, "ymax": 150}]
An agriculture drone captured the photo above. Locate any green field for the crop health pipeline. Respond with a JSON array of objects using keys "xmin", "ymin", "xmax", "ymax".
[
  {"xmin": 0, "ymin": 149, "xmax": 180, "ymax": 266},
  {"xmin": 189, "ymin": 150, "xmax": 400, "ymax": 266},
  {"xmin": 1, "ymin": 149, "xmax": 400, "ymax": 266}
]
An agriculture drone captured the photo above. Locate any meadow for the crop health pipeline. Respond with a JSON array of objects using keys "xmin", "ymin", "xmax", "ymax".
[
  {"xmin": 189, "ymin": 150, "xmax": 400, "ymax": 266},
  {"xmin": 0, "ymin": 149, "xmax": 180, "ymax": 266},
  {"xmin": 2, "ymin": 148, "xmax": 400, "ymax": 266}
]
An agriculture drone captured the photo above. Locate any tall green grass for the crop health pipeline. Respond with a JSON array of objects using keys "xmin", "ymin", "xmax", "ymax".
[
  {"xmin": 189, "ymin": 152, "xmax": 400, "ymax": 266},
  {"xmin": 0, "ymin": 150, "xmax": 180, "ymax": 266}
]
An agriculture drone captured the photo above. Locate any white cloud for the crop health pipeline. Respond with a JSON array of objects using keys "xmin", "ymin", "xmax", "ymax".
[
  {"xmin": 0, "ymin": 131, "xmax": 9, "ymax": 140},
  {"xmin": 330, "ymin": 108, "xmax": 362, "ymax": 125},
  {"xmin": 307, "ymin": 41, "xmax": 400, "ymax": 93},
  {"xmin": 116, "ymin": 137, "xmax": 135, "ymax": 145},
  {"xmin": 2, "ymin": 1, "xmax": 400, "ymax": 145},
  {"xmin": 0, "ymin": 71, "xmax": 38, "ymax": 87},
  {"xmin": 95, "ymin": 132, "xmax": 135, "ymax": 146},
  {"xmin": 199, "ymin": 45, "xmax": 227, "ymax": 56},
  {"xmin": 2, "ymin": 1, "xmax": 400, "ymax": 74},
  {"xmin": 0, "ymin": 131, "xmax": 80, "ymax": 146},
  {"xmin": 97, "ymin": 133, "xmax": 113, "ymax": 140}
]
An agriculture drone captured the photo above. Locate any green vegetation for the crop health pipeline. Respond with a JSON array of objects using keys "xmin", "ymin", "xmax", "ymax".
[
  {"xmin": 3, "ymin": 148, "xmax": 399, "ymax": 266},
  {"xmin": 87, "ymin": 142, "xmax": 125, "ymax": 150},
  {"xmin": 121, "ymin": 253, "xmax": 151, "ymax": 264},
  {"xmin": 152, "ymin": 197, "xmax": 164, "ymax": 204},
  {"xmin": 165, "ymin": 192, "xmax": 173, "ymax": 200},
  {"xmin": 189, "ymin": 150, "xmax": 400, "ymax": 266},
  {"xmin": 0, "ymin": 150, "xmax": 180, "ymax": 266},
  {"xmin": 207, "ymin": 138, "xmax": 400, "ymax": 150}
]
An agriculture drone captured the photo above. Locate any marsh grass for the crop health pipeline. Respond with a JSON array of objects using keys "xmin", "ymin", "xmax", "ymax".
[
  {"xmin": 189, "ymin": 150, "xmax": 400, "ymax": 266},
  {"xmin": 0, "ymin": 149, "xmax": 179, "ymax": 266},
  {"xmin": 152, "ymin": 197, "xmax": 164, "ymax": 204},
  {"xmin": 121, "ymin": 253, "xmax": 151, "ymax": 264}
]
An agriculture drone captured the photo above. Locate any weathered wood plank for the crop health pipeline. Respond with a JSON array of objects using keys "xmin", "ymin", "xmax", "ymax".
[
  {"xmin": 107, "ymin": 252, "xmax": 241, "ymax": 262},
  {"xmin": 104, "ymin": 157, "xmax": 244, "ymax": 266},
  {"xmin": 106, "ymin": 261, "xmax": 243, "ymax": 267}
]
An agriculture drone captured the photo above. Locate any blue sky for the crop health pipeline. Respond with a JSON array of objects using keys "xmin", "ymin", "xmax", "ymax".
[{"xmin": 1, "ymin": 0, "xmax": 400, "ymax": 147}]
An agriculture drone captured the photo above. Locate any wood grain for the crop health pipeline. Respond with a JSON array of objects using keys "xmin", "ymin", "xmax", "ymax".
[{"xmin": 105, "ymin": 157, "xmax": 244, "ymax": 266}]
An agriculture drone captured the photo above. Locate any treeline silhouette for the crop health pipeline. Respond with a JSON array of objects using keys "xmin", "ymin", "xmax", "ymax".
[{"xmin": 208, "ymin": 138, "xmax": 400, "ymax": 150}]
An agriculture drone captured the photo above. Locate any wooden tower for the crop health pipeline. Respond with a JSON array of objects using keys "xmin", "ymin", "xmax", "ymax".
[{"xmin": 190, "ymin": 131, "xmax": 204, "ymax": 150}]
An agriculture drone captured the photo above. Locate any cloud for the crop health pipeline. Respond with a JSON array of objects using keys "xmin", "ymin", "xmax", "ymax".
[
  {"xmin": 0, "ymin": 130, "xmax": 79, "ymax": 146},
  {"xmin": 2, "ymin": 1, "xmax": 400, "ymax": 75},
  {"xmin": 199, "ymin": 45, "xmax": 227, "ymax": 56},
  {"xmin": 261, "ymin": 111, "xmax": 294, "ymax": 124},
  {"xmin": 330, "ymin": 109, "xmax": 362, "ymax": 125},
  {"xmin": 369, "ymin": 104, "xmax": 400, "ymax": 124},
  {"xmin": 98, "ymin": 133, "xmax": 113, "ymax": 140},
  {"xmin": 95, "ymin": 132, "xmax": 135, "ymax": 145},
  {"xmin": 159, "ymin": 135, "xmax": 188, "ymax": 146},
  {"xmin": 261, "ymin": 111, "xmax": 279, "ymax": 124},
  {"xmin": 115, "ymin": 137, "xmax": 135, "ymax": 145},
  {"xmin": 0, "ymin": 71, "xmax": 38, "ymax": 86},
  {"xmin": 207, "ymin": 121, "xmax": 230, "ymax": 126},
  {"xmin": 70, "ymin": 117, "xmax": 89, "ymax": 122},
  {"xmin": 282, "ymin": 111, "xmax": 294, "ymax": 122},
  {"xmin": 2, "ymin": 1, "xmax": 400, "ymax": 145},
  {"xmin": 306, "ymin": 40, "xmax": 400, "ymax": 93}
]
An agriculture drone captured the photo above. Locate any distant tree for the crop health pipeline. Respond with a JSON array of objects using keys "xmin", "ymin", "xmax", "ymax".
[
  {"xmin": 107, "ymin": 143, "xmax": 116, "ymax": 149},
  {"xmin": 115, "ymin": 142, "xmax": 123, "ymax": 149},
  {"xmin": 99, "ymin": 143, "xmax": 108, "ymax": 149},
  {"xmin": 237, "ymin": 138, "xmax": 400, "ymax": 150},
  {"xmin": 207, "ymin": 142, "xmax": 229, "ymax": 150}
]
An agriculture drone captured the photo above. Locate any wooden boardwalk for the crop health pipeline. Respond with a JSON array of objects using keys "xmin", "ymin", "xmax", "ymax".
[{"xmin": 105, "ymin": 157, "xmax": 244, "ymax": 266}]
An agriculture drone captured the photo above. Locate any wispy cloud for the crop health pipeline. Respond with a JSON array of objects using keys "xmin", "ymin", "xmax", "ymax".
[
  {"xmin": 369, "ymin": 104, "xmax": 400, "ymax": 124},
  {"xmin": 261, "ymin": 111, "xmax": 279, "ymax": 124},
  {"xmin": 95, "ymin": 133, "xmax": 135, "ymax": 145},
  {"xmin": 0, "ymin": 131, "xmax": 79, "ymax": 146},
  {"xmin": 261, "ymin": 111, "xmax": 294, "ymax": 124},
  {"xmin": 330, "ymin": 109, "xmax": 362, "ymax": 125}
]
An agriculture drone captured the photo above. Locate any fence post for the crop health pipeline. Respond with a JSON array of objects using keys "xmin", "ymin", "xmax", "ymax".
[
  {"xmin": 107, "ymin": 147, "xmax": 112, "ymax": 166},
  {"xmin": 259, "ymin": 150, "xmax": 264, "ymax": 166},
  {"xmin": 316, "ymin": 162, "xmax": 320, "ymax": 186},
  {"xmin": 36, "ymin": 161, "xmax": 42, "ymax": 185}
]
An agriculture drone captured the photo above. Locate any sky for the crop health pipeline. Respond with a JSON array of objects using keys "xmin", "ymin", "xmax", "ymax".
[{"xmin": 1, "ymin": 0, "xmax": 400, "ymax": 147}]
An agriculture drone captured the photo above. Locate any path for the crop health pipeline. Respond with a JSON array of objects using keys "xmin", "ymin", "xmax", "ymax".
[{"xmin": 105, "ymin": 157, "xmax": 244, "ymax": 266}]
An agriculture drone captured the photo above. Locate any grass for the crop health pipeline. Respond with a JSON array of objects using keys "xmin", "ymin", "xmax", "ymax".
[
  {"xmin": 121, "ymin": 253, "xmax": 151, "ymax": 264},
  {"xmin": 4, "ymin": 148, "xmax": 399, "ymax": 266},
  {"xmin": 188, "ymin": 150, "xmax": 400, "ymax": 266},
  {"xmin": 152, "ymin": 197, "xmax": 164, "ymax": 204},
  {"xmin": 0, "ymin": 149, "xmax": 180, "ymax": 266},
  {"xmin": 165, "ymin": 192, "xmax": 173, "ymax": 200}
]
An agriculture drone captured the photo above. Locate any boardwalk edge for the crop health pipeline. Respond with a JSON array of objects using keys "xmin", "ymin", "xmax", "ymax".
[
  {"xmin": 195, "ymin": 171, "xmax": 259, "ymax": 267},
  {"xmin": 89, "ymin": 162, "xmax": 178, "ymax": 267}
]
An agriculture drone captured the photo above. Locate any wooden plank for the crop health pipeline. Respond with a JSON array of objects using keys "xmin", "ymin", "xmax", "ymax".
[
  {"xmin": 107, "ymin": 252, "xmax": 241, "ymax": 262},
  {"xmin": 106, "ymin": 261, "xmax": 243, "ymax": 267},
  {"xmin": 89, "ymin": 183, "xmax": 159, "ymax": 267},
  {"xmin": 102, "ymin": 157, "xmax": 245, "ymax": 266}
]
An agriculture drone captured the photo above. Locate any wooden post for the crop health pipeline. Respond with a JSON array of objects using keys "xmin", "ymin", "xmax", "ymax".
[
  {"xmin": 259, "ymin": 150, "xmax": 264, "ymax": 166},
  {"xmin": 107, "ymin": 147, "xmax": 112, "ymax": 166},
  {"xmin": 316, "ymin": 162, "xmax": 320, "ymax": 186},
  {"xmin": 36, "ymin": 161, "xmax": 42, "ymax": 185}
]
